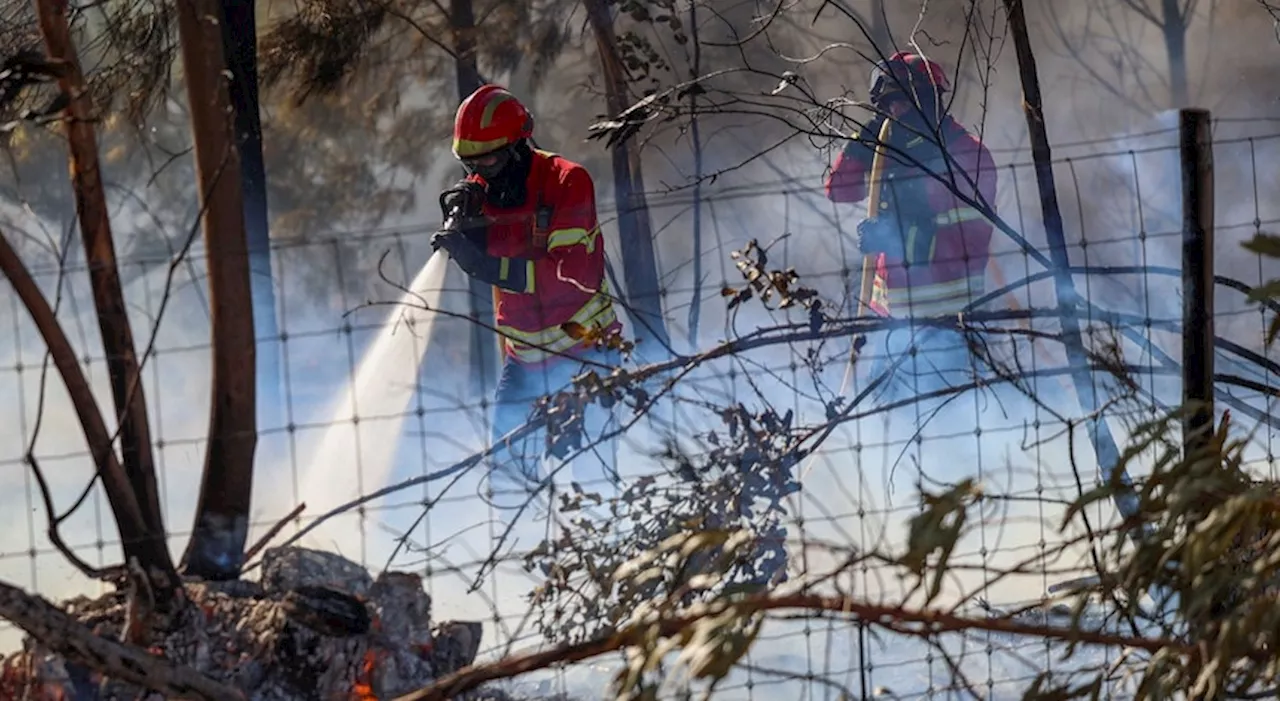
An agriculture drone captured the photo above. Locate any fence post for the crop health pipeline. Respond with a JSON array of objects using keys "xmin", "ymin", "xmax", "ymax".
[{"xmin": 1180, "ymin": 108, "xmax": 1215, "ymax": 456}]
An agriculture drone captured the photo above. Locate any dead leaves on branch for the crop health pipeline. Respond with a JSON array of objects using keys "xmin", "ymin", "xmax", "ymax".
[
  {"xmin": 561, "ymin": 319, "xmax": 636, "ymax": 357},
  {"xmin": 723, "ymin": 238, "xmax": 824, "ymax": 331},
  {"xmin": 521, "ymin": 397, "xmax": 802, "ymax": 651}
]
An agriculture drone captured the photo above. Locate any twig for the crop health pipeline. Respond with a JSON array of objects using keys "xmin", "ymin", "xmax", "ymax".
[
  {"xmin": 25, "ymin": 453, "xmax": 120, "ymax": 581},
  {"xmin": 243, "ymin": 502, "xmax": 306, "ymax": 563},
  {"xmin": 396, "ymin": 592, "xmax": 1190, "ymax": 701},
  {"xmin": 0, "ymin": 579, "xmax": 244, "ymax": 701}
]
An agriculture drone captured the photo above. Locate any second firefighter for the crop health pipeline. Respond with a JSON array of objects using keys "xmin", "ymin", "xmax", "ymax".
[{"xmin": 825, "ymin": 51, "xmax": 998, "ymax": 399}]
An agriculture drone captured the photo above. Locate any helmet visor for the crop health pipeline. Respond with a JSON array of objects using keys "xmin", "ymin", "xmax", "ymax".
[
  {"xmin": 459, "ymin": 144, "xmax": 513, "ymax": 181},
  {"xmin": 869, "ymin": 62, "xmax": 911, "ymax": 106}
]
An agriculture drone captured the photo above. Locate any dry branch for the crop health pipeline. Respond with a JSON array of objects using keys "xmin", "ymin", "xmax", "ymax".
[
  {"xmin": 32, "ymin": 0, "xmax": 175, "ymax": 586},
  {"xmin": 398, "ymin": 593, "xmax": 1188, "ymax": 700},
  {"xmin": 0, "ymin": 227, "xmax": 150, "ymax": 575},
  {"xmin": 0, "ymin": 579, "xmax": 244, "ymax": 701}
]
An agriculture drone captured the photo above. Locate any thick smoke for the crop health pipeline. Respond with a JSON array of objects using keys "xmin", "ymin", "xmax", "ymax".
[{"xmin": 3, "ymin": 1, "xmax": 1280, "ymax": 695}]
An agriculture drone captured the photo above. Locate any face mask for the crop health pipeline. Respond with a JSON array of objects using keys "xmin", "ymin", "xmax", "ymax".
[{"xmin": 473, "ymin": 141, "xmax": 533, "ymax": 209}]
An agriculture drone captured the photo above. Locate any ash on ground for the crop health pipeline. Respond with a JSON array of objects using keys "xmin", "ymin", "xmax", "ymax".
[{"xmin": 0, "ymin": 546, "xmax": 572, "ymax": 700}]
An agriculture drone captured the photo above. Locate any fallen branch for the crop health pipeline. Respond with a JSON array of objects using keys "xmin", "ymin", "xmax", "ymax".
[
  {"xmin": 396, "ymin": 592, "xmax": 1189, "ymax": 700},
  {"xmin": 0, "ymin": 579, "xmax": 244, "ymax": 701}
]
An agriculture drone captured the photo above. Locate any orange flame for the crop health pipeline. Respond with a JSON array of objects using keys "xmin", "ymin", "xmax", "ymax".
[{"xmin": 351, "ymin": 646, "xmax": 383, "ymax": 700}]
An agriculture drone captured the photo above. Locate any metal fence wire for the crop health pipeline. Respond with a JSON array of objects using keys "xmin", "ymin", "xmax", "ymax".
[{"xmin": 2, "ymin": 116, "xmax": 1279, "ymax": 699}]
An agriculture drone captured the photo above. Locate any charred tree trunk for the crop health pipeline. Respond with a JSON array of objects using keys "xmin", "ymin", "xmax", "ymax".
[
  {"xmin": 1003, "ymin": 0, "xmax": 1142, "ymax": 526},
  {"xmin": 176, "ymin": 0, "xmax": 259, "ymax": 580},
  {"xmin": 31, "ymin": 0, "xmax": 177, "ymax": 596},
  {"xmin": 450, "ymin": 0, "xmax": 499, "ymax": 396},
  {"xmin": 585, "ymin": 0, "xmax": 672, "ymax": 355},
  {"xmin": 219, "ymin": 0, "xmax": 285, "ymax": 447},
  {"xmin": 685, "ymin": 0, "xmax": 703, "ymax": 350}
]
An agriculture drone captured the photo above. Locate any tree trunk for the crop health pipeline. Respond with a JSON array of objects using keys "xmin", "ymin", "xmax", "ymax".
[
  {"xmin": 175, "ymin": 0, "xmax": 259, "ymax": 581},
  {"xmin": 450, "ymin": 0, "xmax": 499, "ymax": 396},
  {"xmin": 585, "ymin": 0, "xmax": 672, "ymax": 355},
  {"xmin": 869, "ymin": 0, "xmax": 891, "ymax": 54},
  {"xmin": 218, "ymin": 0, "xmax": 284, "ymax": 446},
  {"xmin": 31, "ymin": 0, "xmax": 177, "ymax": 595},
  {"xmin": 1002, "ymin": 0, "xmax": 1142, "ymax": 526},
  {"xmin": 178, "ymin": 0, "xmax": 273, "ymax": 581},
  {"xmin": 685, "ymin": 0, "xmax": 703, "ymax": 350},
  {"xmin": 1160, "ymin": 0, "xmax": 1190, "ymax": 108}
]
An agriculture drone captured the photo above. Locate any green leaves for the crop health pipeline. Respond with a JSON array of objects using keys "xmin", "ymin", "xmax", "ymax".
[
  {"xmin": 1242, "ymin": 232, "xmax": 1280, "ymax": 344},
  {"xmin": 901, "ymin": 478, "xmax": 980, "ymax": 606}
]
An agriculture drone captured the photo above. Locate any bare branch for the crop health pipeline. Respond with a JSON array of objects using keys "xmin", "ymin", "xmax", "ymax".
[{"xmin": 399, "ymin": 592, "xmax": 1188, "ymax": 701}]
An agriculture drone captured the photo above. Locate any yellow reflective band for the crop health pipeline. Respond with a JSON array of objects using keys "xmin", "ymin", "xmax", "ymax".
[
  {"xmin": 935, "ymin": 207, "xmax": 986, "ymax": 226},
  {"xmin": 547, "ymin": 226, "xmax": 598, "ymax": 252},
  {"xmin": 480, "ymin": 92, "xmax": 514, "ymax": 128},
  {"xmin": 498, "ymin": 292, "xmax": 612, "ymax": 347},
  {"xmin": 508, "ymin": 306, "xmax": 616, "ymax": 362},
  {"xmin": 870, "ymin": 276, "xmax": 889, "ymax": 311},
  {"xmin": 453, "ymin": 136, "xmax": 511, "ymax": 158},
  {"xmin": 496, "ymin": 289, "xmax": 616, "ymax": 361},
  {"xmin": 884, "ymin": 275, "xmax": 985, "ymax": 316},
  {"xmin": 493, "ymin": 259, "xmax": 537, "ymax": 294}
]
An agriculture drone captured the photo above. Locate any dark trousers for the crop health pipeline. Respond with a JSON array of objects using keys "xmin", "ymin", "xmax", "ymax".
[{"xmin": 487, "ymin": 346, "xmax": 621, "ymax": 512}]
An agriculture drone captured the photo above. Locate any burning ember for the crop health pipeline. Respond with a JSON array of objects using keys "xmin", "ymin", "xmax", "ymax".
[{"xmin": 0, "ymin": 547, "xmax": 501, "ymax": 700}]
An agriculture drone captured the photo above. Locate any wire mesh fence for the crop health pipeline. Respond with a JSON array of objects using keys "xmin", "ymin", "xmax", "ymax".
[{"xmin": 2, "ymin": 118, "xmax": 1279, "ymax": 698}]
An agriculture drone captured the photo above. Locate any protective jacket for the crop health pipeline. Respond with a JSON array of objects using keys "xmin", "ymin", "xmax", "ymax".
[
  {"xmin": 826, "ymin": 116, "xmax": 997, "ymax": 317},
  {"xmin": 471, "ymin": 149, "xmax": 620, "ymax": 365}
]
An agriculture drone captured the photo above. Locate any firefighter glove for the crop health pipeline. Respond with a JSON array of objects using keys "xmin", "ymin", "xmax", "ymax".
[
  {"xmin": 432, "ymin": 228, "xmax": 531, "ymax": 293},
  {"xmin": 439, "ymin": 179, "xmax": 486, "ymax": 225},
  {"xmin": 856, "ymin": 217, "xmax": 904, "ymax": 258},
  {"xmin": 431, "ymin": 227, "xmax": 474, "ymax": 259}
]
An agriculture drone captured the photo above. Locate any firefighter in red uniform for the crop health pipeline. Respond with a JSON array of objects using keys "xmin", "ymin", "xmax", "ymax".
[
  {"xmin": 825, "ymin": 52, "xmax": 998, "ymax": 398},
  {"xmin": 431, "ymin": 85, "xmax": 621, "ymax": 512}
]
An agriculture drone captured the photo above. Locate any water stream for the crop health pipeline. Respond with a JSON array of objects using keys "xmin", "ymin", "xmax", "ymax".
[{"xmin": 296, "ymin": 251, "xmax": 452, "ymax": 552}]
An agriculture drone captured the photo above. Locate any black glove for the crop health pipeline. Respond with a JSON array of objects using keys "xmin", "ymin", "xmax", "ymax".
[
  {"xmin": 855, "ymin": 217, "xmax": 904, "ymax": 258},
  {"xmin": 431, "ymin": 227, "xmax": 474, "ymax": 257},
  {"xmin": 439, "ymin": 179, "xmax": 486, "ymax": 225},
  {"xmin": 431, "ymin": 227, "xmax": 533, "ymax": 293}
]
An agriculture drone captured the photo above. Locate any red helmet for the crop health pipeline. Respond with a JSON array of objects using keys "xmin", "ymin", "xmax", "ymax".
[
  {"xmin": 452, "ymin": 85, "xmax": 534, "ymax": 159},
  {"xmin": 869, "ymin": 51, "xmax": 950, "ymax": 106}
]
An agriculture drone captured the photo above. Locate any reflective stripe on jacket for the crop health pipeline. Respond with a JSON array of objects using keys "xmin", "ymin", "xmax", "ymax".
[{"xmin": 480, "ymin": 150, "xmax": 622, "ymax": 364}]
